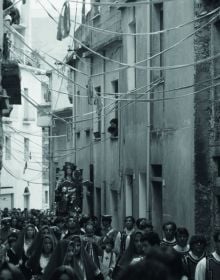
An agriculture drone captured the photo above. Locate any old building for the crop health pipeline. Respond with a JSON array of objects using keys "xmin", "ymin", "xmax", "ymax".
[
  {"xmin": 59, "ymin": 0, "xmax": 220, "ymax": 235},
  {"xmin": 0, "ymin": 1, "xmax": 50, "ymax": 210}
]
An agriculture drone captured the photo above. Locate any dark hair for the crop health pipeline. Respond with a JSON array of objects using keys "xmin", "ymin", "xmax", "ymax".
[
  {"xmin": 0, "ymin": 262, "xmax": 25, "ymax": 280},
  {"xmin": 118, "ymin": 257, "xmax": 169, "ymax": 280},
  {"xmin": 8, "ymin": 232, "xmax": 18, "ymax": 245},
  {"xmin": 189, "ymin": 235, "xmax": 207, "ymax": 248},
  {"xmin": 142, "ymin": 232, "xmax": 160, "ymax": 246},
  {"xmin": 49, "ymin": 265, "xmax": 79, "ymax": 280},
  {"xmin": 213, "ymin": 230, "xmax": 220, "ymax": 242},
  {"xmin": 175, "ymin": 227, "xmax": 189, "ymax": 238},
  {"xmin": 136, "ymin": 218, "xmax": 153, "ymax": 229},
  {"xmin": 145, "ymin": 247, "xmax": 185, "ymax": 279},
  {"xmin": 104, "ymin": 237, "xmax": 114, "ymax": 248},
  {"xmin": 162, "ymin": 221, "xmax": 177, "ymax": 232},
  {"xmin": 124, "ymin": 216, "xmax": 135, "ymax": 224}
]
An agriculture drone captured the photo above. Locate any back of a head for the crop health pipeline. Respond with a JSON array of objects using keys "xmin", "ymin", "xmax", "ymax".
[
  {"xmin": 146, "ymin": 247, "xmax": 185, "ymax": 280},
  {"xmin": 117, "ymin": 258, "xmax": 169, "ymax": 280},
  {"xmin": 49, "ymin": 265, "xmax": 79, "ymax": 280},
  {"xmin": 0, "ymin": 262, "xmax": 25, "ymax": 280}
]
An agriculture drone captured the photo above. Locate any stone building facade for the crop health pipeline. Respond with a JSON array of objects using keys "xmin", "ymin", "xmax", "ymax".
[{"xmin": 50, "ymin": 0, "xmax": 220, "ymax": 235}]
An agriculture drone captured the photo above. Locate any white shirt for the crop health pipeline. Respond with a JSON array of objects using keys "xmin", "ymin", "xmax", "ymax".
[
  {"xmin": 39, "ymin": 254, "xmax": 50, "ymax": 273},
  {"xmin": 114, "ymin": 228, "xmax": 135, "ymax": 255},
  {"xmin": 173, "ymin": 244, "xmax": 190, "ymax": 253},
  {"xmin": 195, "ymin": 252, "xmax": 220, "ymax": 280}
]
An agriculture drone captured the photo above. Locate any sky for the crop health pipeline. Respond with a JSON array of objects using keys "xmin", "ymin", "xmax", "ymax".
[
  {"xmin": 31, "ymin": 0, "xmax": 83, "ymax": 18},
  {"xmin": 29, "ymin": 0, "xmax": 83, "ymax": 64}
]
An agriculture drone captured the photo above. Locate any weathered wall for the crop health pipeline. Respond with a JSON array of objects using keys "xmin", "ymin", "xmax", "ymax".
[
  {"xmin": 1, "ymin": 67, "xmax": 44, "ymax": 209},
  {"xmin": 194, "ymin": 0, "xmax": 220, "ymax": 235}
]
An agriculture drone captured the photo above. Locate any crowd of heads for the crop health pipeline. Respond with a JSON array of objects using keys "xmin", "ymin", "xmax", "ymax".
[{"xmin": 0, "ymin": 208, "xmax": 220, "ymax": 280}]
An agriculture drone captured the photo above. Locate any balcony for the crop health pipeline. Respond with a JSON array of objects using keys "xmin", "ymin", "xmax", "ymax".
[{"xmin": 74, "ymin": 6, "xmax": 122, "ymax": 56}]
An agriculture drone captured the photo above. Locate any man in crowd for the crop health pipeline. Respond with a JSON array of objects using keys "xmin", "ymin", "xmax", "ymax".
[
  {"xmin": 195, "ymin": 230, "xmax": 220, "ymax": 280},
  {"xmin": 183, "ymin": 234, "xmax": 207, "ymax": 280},
  {"xmin": 62, "ymin": 216, "xmax": 84, "ymax": 239},
  {"xmin": 160, "ymin": 221, "xmax": 177, "ymax": 248},
  {"xmin": 173, "ymin": 227, "xmax": 190, "ymax": 256},
  {"xmin": 114, "ymin": 216, "xmax": 136, "ymax": 257},
  {"xmin": 100, "ymin": 215, "xmax": 118, "ymax": 247}
]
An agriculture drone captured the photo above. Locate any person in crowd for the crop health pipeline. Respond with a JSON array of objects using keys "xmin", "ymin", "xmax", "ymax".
[
  {"xmin": 43, "ymin": 237, "xmax": 103, "ymax": 280},
  {"xmin": 195, "ymin": 230, "xmax": 220, "ymax": 280},
  {"xmin": 183, "ymin": 234, "xmax": 207, "ymax": 280},
  {"xmin": 17, "ymin": 218, "xmax": 24, "ymax": 231},
  {"xmin": 160, "ymin": 221, "xmax": 177, "ymax": 248},
  {"xmin": 173, "ymin": 227, "xmax": 190, "ymax": 256},
  {"xmin": 0, "ymin": 262, "xmax": 25, "ymax": 280},
  {"xmin": 49, "ymin": 265, "xmax": 79, "ymax": 280},
  {"xmin": 6, "ymin": 233, "xmax": 19, "ymax": 265},
  {"xmin": 62, "ymin": 216, "xmax": 84, "ymax": 240},
  {"xmin": 52, "ymin": 217, "xmax": 65, "ymax": 240},
  {"xmin": 11, "ymin": 217, "xmax": 19, "ymax": 231},
  {"xmin": 13, "ymin": 223, "xmax": 37, "ymax": 279},
  {"xmin": 90, "ymin": 216, "xmax": 102, "ymax": 237},
  {"xmin": 27, "ymin": 225, "xmax": 57, "ymax": 259},
  {"xmin": 0, "ymin": 238, "xmax": 6, "ymax": 265},
  {"xmin": 0, "ymin": 218, "xmax": 15, "ymax": 243},
  {"xmin": 26, "ymin": 234, "xmax": 55, "ymax": 279},
  {"xmin": 117, "ymin": 254, "xmax": 169, "ymax": 280},
  {"xmin": 14, "ymin": 224, "xmax": 37, "ymax": 260},
  {"xmin": 142, "ymin": 231, "xmax": 161, "ymax": 255},
  {"xmin": 32, "ymin": 216, "xmax": 40, "ymax": 231},
  {"xmin": 80, "ymin": 215, "xmax": 90, "ymax": 234},
  {"xmin": 114, "ymin": 216, "xmax": 136, "ymax": 258},
  {"xmin": 99, "ymin": 237, "xmax": 116, "ymax": 280},
  {"xmin": 100, "ymin": 216, "xmax": 118, "ymax": 248},
  {"xmin": 136, "ymin": 218, "xmax": 153, "ymax": 234},
  {"xmin": 145, "ymin": 247, "xmax": 187, "ymax": 280},
  {"xmin": 81, "ymin": 223, "xmax": 102, "ymax": 268},
  {"xmin": 117, "ymin": 230, "xmax": 144, "ymax": 273}
]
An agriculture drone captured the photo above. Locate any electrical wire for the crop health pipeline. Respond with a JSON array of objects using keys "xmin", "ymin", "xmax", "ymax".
[
  {"xmin": 13, "ymin": 43, "xmax": 220, "ymax": 101},
  {"xmin": 38, "ymin": 1, "xmax": 220, "ymax": 70},
  {"xmin": 46, "ymin": 0, "xmax": 219, "ymax": 37},
  {"xmin": 68, "ymin": 0, "xmax": 197, "ymax": 7},
  {"xmin": 2, "ymin": 165, "xmax": 43, "ymax": 185}
]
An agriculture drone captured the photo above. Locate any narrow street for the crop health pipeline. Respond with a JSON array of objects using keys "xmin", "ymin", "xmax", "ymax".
[{"xmin": 0, "ymin": 0, "xmax": 220, "ymax": 279}]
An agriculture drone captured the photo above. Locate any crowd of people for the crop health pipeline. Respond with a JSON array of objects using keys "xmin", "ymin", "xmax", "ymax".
[{"xmin": 0, "ymin": 207, "xmax": 219, "ymax": 280}]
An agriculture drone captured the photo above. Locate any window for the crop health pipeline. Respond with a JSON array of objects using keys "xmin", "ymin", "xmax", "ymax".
[
  {"xmin": 45, "ymin": 190, "xmax": 49, "ymax": 204},
  {"xmin": 94, "ymin": 0, "xmax": 101, "ymax": 15},
  {"xmin": 5, "ymin": 136, "xmax": 11, "ymax": 160},
  {"xmin": 23, "ymin": 88, "xmax": 30, "ymax": 120},
  {"xmin": 42, "ymin": 82, "xmax": 51, "ymax": 103},
  {"xmin": 139, "ymin": 173, "xmax": 147, "ymax": 217},
  {"xmin": 125, "ymin": 175, "xmax": 134, "ymax": 216},
  {"xmin": 24, "ymin": 138, "xmax": 29, "ymax": 161},
  {"xmin": 66, "ymin": 122, "xmax": 72, "ymax": 142},
  {"xmin": 111, "ymin": 80, "xmax": 119, "ymax": 119},
  {"xmin": 151, "ymin": 164, "xmax": 162, "ymax": 177},
  {"xmin": 154, "ymin": 3, "xmax": 164, "ymax": 77},
  {"xmin": 127, "ymin": 22, "xmax": 136, "ymax": 91},
  {"xmin": 94, "ymin": 86, "xmax": 102, "ymax": 138}
]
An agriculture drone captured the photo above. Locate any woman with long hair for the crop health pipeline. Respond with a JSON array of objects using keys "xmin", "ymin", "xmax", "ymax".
[
  {"xmin": 27, "ymin": 225, "xmax": 57, "ymax": 258},
  {"xmin": 26, "ymin": 235, "xmax": 55, "ymax": 279},
  {"xmin": 114, "ymin": 231, "xmax": 144, "ymax": 278},
  {"xmin": 43, "ymin": 236, "xmax": 104, "ymax": 280},
  {"xmin": 14, "ymin": 224, "xmax": 37, "ymax": 261}
]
